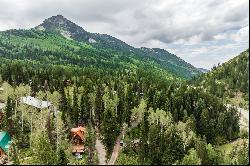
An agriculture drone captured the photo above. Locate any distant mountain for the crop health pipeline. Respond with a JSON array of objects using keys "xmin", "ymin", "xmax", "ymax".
[
  {"xmin": 191, "ymin": 49, "xmax": 249, "ymax": 109},
  {"xmin": 34, "ymin": 15, "xmax": 201, "ymax": 78},
  {"xmin": 198, "ymin": 68, "xmax": 209, "ymax": 73}
]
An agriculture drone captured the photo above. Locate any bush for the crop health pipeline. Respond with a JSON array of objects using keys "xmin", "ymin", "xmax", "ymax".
[{"xmin": 214, "ymin": 136, "xmax": 227, "ymax": 145}]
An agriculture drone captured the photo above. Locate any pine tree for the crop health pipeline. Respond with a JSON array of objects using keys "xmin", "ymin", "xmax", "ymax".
[
  {"xmin": 80, "ymin": 94, "xmax": 89, "ymax": 124},
  {"xmin": 148, "ymin": 123, "xmax": 161, "ymax": 164},
  {"xmin": 138, "ymin": 109, "xmax": 149, "ymax": 164},
  {"xmin": 72, "ymin": 87, "xmax": 79, "ymax": 125},
  {"xmin": 86, "ymin": 121, "xmax": 96, "ymax": 165},
  {"xmin": 59, "ymin": 85, "xmax": 68, "ymax": 125},
  {"xmin": 162, "ymin": 126, "xmax": 185, "ymax": 164},
  {"xmin": 3, "ymin": 96, "xmax": 13, "ymax": 132},
  {"xmin": 101, "ymin": 87, "xmax": 119, "ymax": 156},
  {"xmin": 95, "ymin": 84, "xmax": 103, "ymax": 128}
]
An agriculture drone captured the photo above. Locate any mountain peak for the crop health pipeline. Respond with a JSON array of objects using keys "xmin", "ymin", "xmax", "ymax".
[
  {"xmin": 35, "ymin": 15, "xmax": 89, "ymax": 40},
  {"xmin": 46, "ymin": 15, "xmax": 68, "ymax": 23},
  {"xmin": 37, "ymin": 15, "xmax": 73, "ymax": 28}
]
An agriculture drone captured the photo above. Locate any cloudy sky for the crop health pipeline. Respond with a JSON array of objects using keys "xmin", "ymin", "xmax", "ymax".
[{"xmin": 0, "ymin": 0, "xmax": 249, "ymax": 69}]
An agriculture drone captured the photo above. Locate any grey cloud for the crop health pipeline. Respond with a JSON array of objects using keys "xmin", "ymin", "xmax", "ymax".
[
  {"xmin": 223, "ymin": 4, "xmax": 249, "ymax": 23},
  {"xmin": 1, "ymin": 0, "xmax": 248, "ymax": 44}
]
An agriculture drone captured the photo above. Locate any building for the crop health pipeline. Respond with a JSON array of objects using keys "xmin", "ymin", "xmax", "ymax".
[
  {"xmin": 0, "ymin": 132, "xmax": 12, "ymax": 160},
  {"xmin": 71, "ymin": 126, "xmax": 86, "ymax": 158},
  {"xmin": 20, "ymin": 96, "xmax": 52, "ymax": 109}
]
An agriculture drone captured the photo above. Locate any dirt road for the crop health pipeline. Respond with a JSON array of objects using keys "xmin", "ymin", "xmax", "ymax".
[
  {"xmin": 107, "ymin": 129, "xmax": 125, "ymax": 165},
  {"xmin": 95, "ymin": 138, "xmax": 107, "ymax": 165}
]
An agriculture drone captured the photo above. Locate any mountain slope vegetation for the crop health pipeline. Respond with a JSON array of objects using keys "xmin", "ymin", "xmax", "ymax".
[
  {"xmin": 35, "ymin": 15, "xmax": 201, "ymax": 79},
  {"xmin": 191, "ymin": 49, "xmax": 249, "ymax": 109}
]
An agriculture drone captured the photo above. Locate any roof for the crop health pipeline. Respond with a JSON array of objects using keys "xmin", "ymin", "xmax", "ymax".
[
  {"xmin": 71, "ymin": 127, "xmax": 86, "ymax": 141},
  {"xmin": 20, "ymin": 96, "xmax": 52, "ymax": 109},
  {"xmin": 0, "ymin": 131, "xmax": 12, "ymax": 153},
  {"xmin": 0, "ymin": 88, "xmax": 4, "ymax": 91}
]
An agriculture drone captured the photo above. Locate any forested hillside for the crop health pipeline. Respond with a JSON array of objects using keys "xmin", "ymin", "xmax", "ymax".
[
  {"xmin": 0, "ymin": 15, "xmax": 248, "ymax": 165},
  {"xmin": 35, "ymin": 15, "xmax": 201, "ymax": 79},
  {"xmin": 191, "ymin": 49, "xmax": 249, "ymax": 109}
]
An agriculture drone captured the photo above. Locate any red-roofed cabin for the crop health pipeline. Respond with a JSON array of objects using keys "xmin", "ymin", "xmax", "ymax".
[{"xmin": 71, "ymin": 126, "xmax": 86, "ymax": 157}]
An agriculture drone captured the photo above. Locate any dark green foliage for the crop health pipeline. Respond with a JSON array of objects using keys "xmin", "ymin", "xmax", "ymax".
[
  {"xmin": 58, "ymin": 148, "xmax": 69, "ymax": 165},
  {"xmin": 59, "ymin": 85, "xmax": 69, "ymax": 125},
  {"xmin": 72, "ymin": 87, "xmax": 79, "ymax": 125},
  {"xmin": 162, "ymin": 127, "xmax": 185, "ymax": 164},
  {"xmin": 86, "ymin": 121, "xmax": 96, "ymax": 165},
  {"xmin": 100, "ymin": 106, "xmax": 119, "ymax": 156},
  {"xmin": 2, "ymin": 96, "xmax": 14, "ymax": 132},
  {"xmin": 95, "ymin": 84, "xmax": 104, "ymax": 128},
  {"xmin": 138, "ymin": 110, "xmax": 149, "ymax": 164}
]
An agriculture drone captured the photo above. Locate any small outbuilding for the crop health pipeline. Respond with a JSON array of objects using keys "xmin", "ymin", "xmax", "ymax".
[{"xmin": 0, "ymin": 131, "xmax": 12, "ymax": 160}]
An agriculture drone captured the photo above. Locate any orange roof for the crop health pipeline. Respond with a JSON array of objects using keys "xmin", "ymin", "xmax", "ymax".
[
  {"xmin": 71, "ymin": 127, "xmax": 86, "ymax": 140},
  {"xmin": 71, "ymin": 126, "xmax": 85, "ymax": 133}
]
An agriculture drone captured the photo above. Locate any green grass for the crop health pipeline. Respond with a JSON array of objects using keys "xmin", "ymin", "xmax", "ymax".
[{"xmin": 217, "ymin": 139, "xmax": 248, "ymax": 155}]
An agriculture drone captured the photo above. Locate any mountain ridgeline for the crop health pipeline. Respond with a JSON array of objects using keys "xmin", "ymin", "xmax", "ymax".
[{"xmin": 35, "ymin": 15, "xmax": 201, "ymax": 78}]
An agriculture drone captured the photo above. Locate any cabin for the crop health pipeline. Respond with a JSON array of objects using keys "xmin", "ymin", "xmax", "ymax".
[
  {"xmin": 71, "ymin": 126, "xmax": 86, "ymax": 158},
  {"xmin": 20, "ymin": 96, "xmax": 53, "ymax": 110},
  {"xmin": 0, "ymin": 132, "xmax": 12, "ymax": 160}
]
